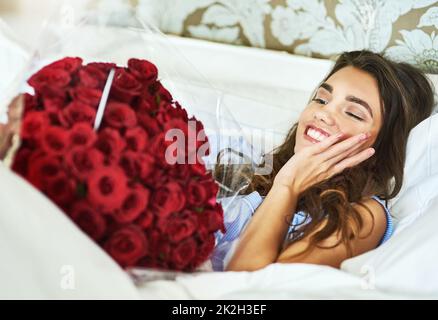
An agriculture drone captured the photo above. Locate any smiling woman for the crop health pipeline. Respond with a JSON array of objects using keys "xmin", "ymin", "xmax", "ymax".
[
  {"xmin": 212, "ymin": 50, "xmax": 436, "ymax": 272},
  {"xmin": 295, "ymin": 66, "xmax": 382, "ymax": 152}
]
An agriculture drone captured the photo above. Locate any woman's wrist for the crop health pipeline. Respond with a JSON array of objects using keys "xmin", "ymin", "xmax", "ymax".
[
  {"xmin": 268, "ymin": 183, "xmax": 300, "ymax": 206},
  {"xmin": 272, "ymin": 176, "xmax": 301, "ymax": 197}
]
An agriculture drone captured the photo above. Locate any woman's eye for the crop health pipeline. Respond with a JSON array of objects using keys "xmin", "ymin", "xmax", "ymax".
[
  {"xmin": 312, "ymin": 98, "xmax": 327, "ymax": 105},
  {"xmin": 346, "ymin": 112, "xmax": 364, "ymax": 121}
]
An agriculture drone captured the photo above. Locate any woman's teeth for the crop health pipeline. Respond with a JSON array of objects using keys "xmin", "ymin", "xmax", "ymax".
[{"xmin": 307, "ymin": 128, "xmax": 328, "ymax": 142}]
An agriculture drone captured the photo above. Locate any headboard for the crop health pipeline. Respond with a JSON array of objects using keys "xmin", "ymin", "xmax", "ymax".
[{"xmin": 136, "ymin": 0, "xmax": 438, "ymax": 74}]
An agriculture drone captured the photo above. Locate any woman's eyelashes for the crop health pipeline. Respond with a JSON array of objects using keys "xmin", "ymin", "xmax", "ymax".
[
  {"xmin": 345, "ymin": 111, "xmax": 364, "ymax": 121},
  {"xmin": 312, "ymin": 97, "xmax": 365, "ymax": 122},
  {"xmin": 312, "ymin": 97, "xmax": 327, "ymax": 105}
]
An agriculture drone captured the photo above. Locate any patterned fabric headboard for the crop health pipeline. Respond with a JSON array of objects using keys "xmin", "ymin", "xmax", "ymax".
[{"xmin": 136, "ymin": 0, "xmax": 438, "ymax": 74}]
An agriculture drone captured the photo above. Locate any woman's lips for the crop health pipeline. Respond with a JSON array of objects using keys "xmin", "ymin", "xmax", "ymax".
[
  {"xmin": 303, "ymin": 125, "xmax": 331, "ymax": 143},
  {"xmin": 303, "ymin": 132, "xmax": 319, "ymax": 144}
]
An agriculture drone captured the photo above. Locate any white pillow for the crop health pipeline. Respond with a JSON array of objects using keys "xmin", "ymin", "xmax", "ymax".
[
  {"xmin": 0, "ymin": 163, "xmax": 140, "ymax": 299},
  {"xmin": 341, "ymin": 176, "xmax": 438, "ymax": 297},
  {"xmin": 389, "ymin": 112, "xmax": 438, "ymax": 231}
]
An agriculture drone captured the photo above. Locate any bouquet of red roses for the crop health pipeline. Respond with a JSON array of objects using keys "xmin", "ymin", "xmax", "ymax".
[{"xmin": 9, "ymin": 56, "xmax": 225, "ymax": 271}]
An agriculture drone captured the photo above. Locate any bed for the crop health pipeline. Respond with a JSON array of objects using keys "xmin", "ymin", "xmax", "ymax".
[{"xmin": 1, "ymin": 24, "xmax": 438, "ymax": 299}]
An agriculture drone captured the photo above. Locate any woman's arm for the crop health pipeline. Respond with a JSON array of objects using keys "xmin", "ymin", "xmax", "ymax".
[
  {"xmin": 225, "ymin": 185, "xmax": 298, "ymax": 271},
  {"xmin": 226, "ymin": 132, "xmax": 376, "ymax": 272}
]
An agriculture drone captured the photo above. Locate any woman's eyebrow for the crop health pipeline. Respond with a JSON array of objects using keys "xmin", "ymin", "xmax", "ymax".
[
  {"xmin": 319, "ymin": 82, "xmax": 374, "ymax": 118},
  {"xmin": 346, "ymin": 95, "xmax": 373, "ymax": 118},
  {"xmin": 320, "ymin": 82, "xmax": 333, "ymax": 93}
]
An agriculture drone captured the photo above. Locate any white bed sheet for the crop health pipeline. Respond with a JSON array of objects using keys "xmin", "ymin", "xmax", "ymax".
[{"xmin": 136, "ymin": 263, "xmax": 424, "ymax": 300}]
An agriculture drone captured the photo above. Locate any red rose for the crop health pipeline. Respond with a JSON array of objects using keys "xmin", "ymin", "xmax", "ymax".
[
  {"xmin": 28, "ymin": 68, "xmax": 71, "ymax": 96},
  {"xmin": 125, "ymin": 127, "xmax": 148, "ymax": 152},
  {"xmin": 187, "ymin": 179, "xmax": 209, "ymax": 207},
  {"xmin": 150, "ymin": 81, "xmax": 173, "ymax": 103},
  {"xmin": 68, "ymin": 123, "xmax": 97, "ymax": 148},
  {"xmin": 78, "ymin": 64, "xmax": 107, "ymax": 89},
  {"xmin": 148, "ymin": 229, "xmax": 162, "ymax": 254},
  {"xmin": 142, "ymin": 162, "xmax": 168, "ymax": 186},
  {"xmin": 104, "ymin": 101, "xmax": 137, "ymax": 129},
  {"xmin": 166, "ymin": 164, "xmax": 187, "ymax": 180},
  {"xmin": 160, "ymin": 116, "xmax": 188, "ymax": 136},
  {"xmin": 164, "ymin": 212, "xmax": 198, "ymax": 243},
  {"xmin": 69, "ymin": 201, "xmax": 106, "ymax": 241},
  {"xmin": 197, "ymin": 203, "xmax": 225, "ymax": 233},
  {"xmin": 196, "ymin": 222, "xmax": 210, "ymax": 242},
  {"xmin": 112, "ymin": 187, "xmax": 150, "ymax": 224},
  {"xmin": 20, "ymin": 111, "xmax": 49, "ymax": 140},
  {"xmin": 170, "ymin": 238, "xmax": 197, "ymax": 270},
  {"xmin": 127, "ymin": 58, "xmax": 158, "ymax": 83},
  {"xmin": 45, "ymin": 173, "xmax": 76, "ymax": 208},
  {"xmin": 65, "ymin": 147, "xmax": 104, "ymax": 180},
  {"xmin": 136, "ymin": 210, "xmax": 154, "ymax": 229},
  {"xmin": 60, "ymin": 101, "xmax": 96, "ymax": 127},
  {"xmin": 149, "ymin": 133, "xmax": 174, "ymax": 166},
  {"xmin": 87, "ymin": 62, "xmax": 116, "ymax": 74},
  {"xmin": 26, "ymin": 154, "xmax": 62, "ymax": 189},
  {"xmin": 137, "ymin": 110, "xmax": 162, "ymax": 135},
  {"xmin": 136, "ymin": 97, "xmax": 158, "ymax": 114},
  {"xmin": 70, "ymin": 86, "xmax": 102, "ymax": 107},
  {"xmin": 111, "ymin": 69, "xmax": 142, "ymax": 103},
  {"xmin": 104, "ymin": 225, "xmax": 148, "ymax": 267},
  {"xmin": 190, "ymin": 160, "xmax": 209, "ymax": 176},
  {"xmin": 95, "ymin": 128, "xmax": 126, "ymax": 164},
  {"xmin": 158, "ymin": 102, "xmax": 189, "ymax": 125},
  {"xmin": 40, "ymin": 126, "xmax": 69, "ymax": 156},
  {"xmin": 193, "ymin": 234, "xmax": 215, "ymax": 266},
  {"xmin": 87, "ymin": 166, "xmax": 128, "ymax": 211},
  {"xmin": 119, "ymin": 151, "xmax": 154, "ymax": 180},
  {"xmin": 151, "ymin": 182, "xmax": 186, "ymax": 218},
  {"xmin": 23, "ymin": 93, "xmax": 38, "ymax": 112},
  {"xmin": 42, "ymin": 95, "xmax": 66, "ymax": 112},
  {"xmin": 43, "ymin": 57, "xmax": 83, "ymax": 74},
  {"xmin": 11, "ymin": 148, "xmax": 33, "ymax": 176},
  {"xmin": 145, "ymin": 230, "xmax": 171, "ymax": 264},
  {"xmin": 174, "ymin": 102, "xmax": 189, "ymax": 120}
]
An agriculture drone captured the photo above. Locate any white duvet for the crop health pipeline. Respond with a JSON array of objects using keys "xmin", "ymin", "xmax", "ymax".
[{"xmin": 136, "ymin": 264, "xmax": 416, "ymax": 300}]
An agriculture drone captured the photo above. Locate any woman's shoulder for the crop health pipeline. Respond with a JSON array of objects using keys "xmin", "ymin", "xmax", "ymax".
[{"xmin": 354, "ymin": 195, "xmax": 393, "ymax": 246}]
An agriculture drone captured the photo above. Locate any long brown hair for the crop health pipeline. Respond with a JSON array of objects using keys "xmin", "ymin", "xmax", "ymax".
[{"xmin": 217, "ymin": 50, "xmax": 436, "ymax": 258}]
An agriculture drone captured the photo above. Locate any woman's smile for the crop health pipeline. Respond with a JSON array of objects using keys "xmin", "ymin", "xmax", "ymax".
[{"xmin": 304, "ymin": 124, "xmax": 332, "ymax": 143}]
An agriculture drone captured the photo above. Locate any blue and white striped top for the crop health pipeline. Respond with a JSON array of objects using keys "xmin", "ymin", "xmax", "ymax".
[{"xmin": 211, "ymin": 191, "xmax": 394, "ymax": 271}]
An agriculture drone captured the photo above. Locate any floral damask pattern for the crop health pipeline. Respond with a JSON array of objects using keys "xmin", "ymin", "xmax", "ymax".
[{"xmin": 135, "ymin": 0, "xmax": 438, "ymax": 73}]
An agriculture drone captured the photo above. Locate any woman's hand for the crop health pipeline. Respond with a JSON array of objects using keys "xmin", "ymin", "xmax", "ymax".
[
  {"xmin": 0, "ymin": 95, "xmax": 23, "ymax": 160},
  {"xmin": 273, "ymin": 132, "xmax": 375, "ymax": 194}
]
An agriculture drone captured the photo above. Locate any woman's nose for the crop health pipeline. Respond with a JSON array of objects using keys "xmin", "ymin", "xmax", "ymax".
[{"xmin": 314, "ymin": 107, "xmax": 336, "ymax": 126}]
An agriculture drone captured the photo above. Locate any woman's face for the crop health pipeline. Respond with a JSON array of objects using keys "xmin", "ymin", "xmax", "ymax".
[{"xmin": 295, "ymin": 66, "xmax": 383, "ymax": 153}]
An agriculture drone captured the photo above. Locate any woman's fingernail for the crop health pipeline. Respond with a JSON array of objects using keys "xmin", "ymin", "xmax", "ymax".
[
  {"xmin": 368, "ymin": 148, "xmax": 375, "ymax": 155},
  {"xmin": 336, "ymin": 132, "xmax": 343, "ymax": 138},
  {"xmin": 359, "ymin": 133, "xmax": 369, "ymax": 140}
]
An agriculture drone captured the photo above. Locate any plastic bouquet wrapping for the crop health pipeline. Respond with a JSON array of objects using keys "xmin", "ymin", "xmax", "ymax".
[{"xmin": 0, "ymin": 4, "xmax": 261, "ymax": 279}]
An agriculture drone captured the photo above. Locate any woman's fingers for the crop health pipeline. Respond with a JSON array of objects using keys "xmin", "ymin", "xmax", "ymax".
[
  {"xmin": 325, "ymin": 137, "xmax": 369, "ymax": 166},
  {"xmin": 320, "ymin": 132, "xmax": 370, "ymax": 161},
  {"xmin": 307, "ymin": 132, "xmax": 344, "ymax": 155},
  {"xmin": 331, "ymin": 147, "xmax": 375, "ymax": 174}
]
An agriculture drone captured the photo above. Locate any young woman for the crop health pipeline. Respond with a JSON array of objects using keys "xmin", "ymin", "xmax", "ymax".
[{"xmin": 212, "ymin": 50, "xmax": 435, "ymax": 272}]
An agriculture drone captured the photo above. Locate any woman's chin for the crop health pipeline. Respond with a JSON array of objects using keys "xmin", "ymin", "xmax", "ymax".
[{"xmin": 294, "ymin": 139, "xmax": 312, "ymax": 153}]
